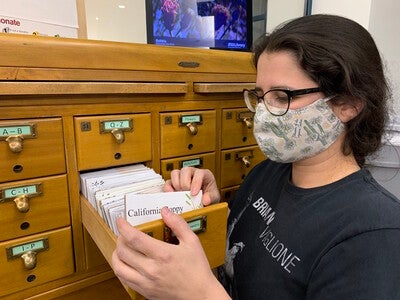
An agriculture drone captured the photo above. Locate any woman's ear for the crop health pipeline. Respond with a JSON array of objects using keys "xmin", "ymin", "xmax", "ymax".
[{"xmin": 333, "ymin": 98, "xmax": 364, "ymax": 123}]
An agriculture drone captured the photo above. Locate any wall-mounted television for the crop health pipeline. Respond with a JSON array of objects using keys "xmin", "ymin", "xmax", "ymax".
[{"xmin": 146, "ymin": 0, "xmax": 252, "ymax": 51}]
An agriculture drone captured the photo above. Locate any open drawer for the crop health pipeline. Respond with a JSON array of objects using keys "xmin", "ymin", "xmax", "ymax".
[{"xmin": 81, "ymin": 195, "xmax": 228, "ymax": 299}]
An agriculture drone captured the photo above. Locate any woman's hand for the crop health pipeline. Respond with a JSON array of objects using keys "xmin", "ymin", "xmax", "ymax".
[
  {"xmin": 163, "ymin": 167, "xmax": 220, "ymax": 206},
  {"xmin": 112, "ymin": 207, "xmax": 230, "ymax": 300}
]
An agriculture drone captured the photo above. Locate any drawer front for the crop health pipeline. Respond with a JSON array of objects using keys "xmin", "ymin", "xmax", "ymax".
[
  {"xmin": 220, "ymin": 146, "xmax": 266, "ymax": 188},
  {"xmin": 221, "ymin": 108, "xmax": 256, "ymax": 149},
  {"xmin": 74, "ymin": 114, "xmax": 152, "ymax": 171},
  {"xmin": 136, "ymin": 202, "xmax": 228, "ymax": 269},
  {"xmin": 0, "ymin": 175, "xmax": 70, "ymax": 242},
  {"xmin": 221, "ymin": 186, "xmax": 240, "ymax": 203},
  {"xmin": 0, "ymin": 118, "xmax": 65, "ymax": 183},
  {"xmin": 160, "ymin": 152, "xmax": 216, "ymax": 180},
  {"xmin": 81, "ymin": 197, "xmax": 228, "ymax": 299},
  {"xmin": 160, "ymin": 110, "xmax": 216, "ymax": 158},
  {"xmin": 0, "ymin": 227, "xmax": 74, "ymax": 297}
]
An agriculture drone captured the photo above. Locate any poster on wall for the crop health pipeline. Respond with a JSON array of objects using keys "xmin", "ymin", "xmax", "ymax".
[
  {"xmin": 0, "ymin": 15, "xmax": 78, "ymax": 38},
  {"xmin": 0, "ymin": 0, "xmax": 78, "ymax": 38}
]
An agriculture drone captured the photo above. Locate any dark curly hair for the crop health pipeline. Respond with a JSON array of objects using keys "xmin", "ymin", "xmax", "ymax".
[{"xmin": 252, "ymin": 14, "xmax": 391, "ymax": 166}]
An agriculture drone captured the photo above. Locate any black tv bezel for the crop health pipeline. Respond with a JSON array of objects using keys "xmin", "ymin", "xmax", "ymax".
[{"xmin": 145, "ymin": 0, "xmax": 253, "ymax": 52}]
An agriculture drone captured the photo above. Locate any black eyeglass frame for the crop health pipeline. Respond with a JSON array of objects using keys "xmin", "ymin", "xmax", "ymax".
[{"xmin": 243, "ymin": 87, "xmax": 321, "ymax": 116}]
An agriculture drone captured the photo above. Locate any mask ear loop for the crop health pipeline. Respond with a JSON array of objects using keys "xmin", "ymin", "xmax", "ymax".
[{"xmin": 323, "ymin": 95, "xmax": 337, "ymax": 103}]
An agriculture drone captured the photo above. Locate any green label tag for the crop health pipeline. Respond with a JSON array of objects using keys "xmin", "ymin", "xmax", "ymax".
[
  {"xmin": 12, "ymin": 240, "xmax": 45, "ymax": 256},
  {"xmin": 181, "ymin": 115, "xmax": 201, "ymax": 124},
  {"xmin": 181, "ymin": 158, "xmax": 201, "ymax": 168},
  {"xmin": 103, "ymin": 120, "xmax": 131, "ymax": 130},
  {"xmin": 4, "ymin": 185, "xmax": 37, "ymax": 199},
  {"xmin": 188, "ymin": 219, "xmax": 203, "ymax": 232},
  {"xmin": 0, "ymin": 125, "xmax": 31, "ymax": 137}
]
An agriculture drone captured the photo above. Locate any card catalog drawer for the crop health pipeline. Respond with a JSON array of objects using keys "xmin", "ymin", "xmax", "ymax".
[
  {"xmin": 160, "ymin": 152, "xmax": 216, "ymax": 180},
  {"xmin": 81, "ymin": 195, "xmax": 228, "ymax": 300},
  {"xmin": 0, "ymin": 175, "xmax": 70, "ymax": 242},
  {"xmin": 0, "ymin": 227, "xmax": 74, "ymax": 297},
  {"xmin": 160, "ymin": 110, "xmax": 216, "ymax": 159},
  {"xmin": 0, "ymin": 118, "xmax": 65, "ymax": 183},
  {"xmin": 74, "ymin": 114, "xmax": 152, "ymax": 171},
  {"xmin": 221, "ymin": 108, "xmax": 256, "ymax": 149},
  {"xmin": 220, "ymin": 146, "xmax": 266, "ymax": 188}
]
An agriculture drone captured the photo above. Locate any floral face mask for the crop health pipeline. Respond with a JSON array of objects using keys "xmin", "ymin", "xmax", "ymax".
[{"xmin": 253, "ymin": 96, "xmax": 345, "ymax": 163}]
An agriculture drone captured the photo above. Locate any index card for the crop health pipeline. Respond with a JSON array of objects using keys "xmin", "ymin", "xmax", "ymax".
[{"xmin": 125, "ymin": 190, "xmax": 203, "ymax": 226}]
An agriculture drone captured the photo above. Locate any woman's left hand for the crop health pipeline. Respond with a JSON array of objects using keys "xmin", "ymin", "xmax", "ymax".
[{"xmin": 111, "ymin": 207, "xmax": 229, "ymax": 300}]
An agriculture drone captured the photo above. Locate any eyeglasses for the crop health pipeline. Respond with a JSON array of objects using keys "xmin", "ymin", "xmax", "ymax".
[{"xmin": 243, "ymin": 87, "xmax": 321, "ymax": 116}]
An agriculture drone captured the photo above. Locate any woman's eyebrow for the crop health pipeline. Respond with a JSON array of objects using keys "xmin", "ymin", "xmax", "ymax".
[
  {"xmin": 254, "ymin": 85, "xmax": 291, "ymax": 92},
  {"xmin": 270, "ymin": 85, "xmax": 291, "ymax": 90}
]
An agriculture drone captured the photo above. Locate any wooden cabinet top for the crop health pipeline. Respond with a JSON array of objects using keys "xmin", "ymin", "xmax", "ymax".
[{"xmin": 0, "ymin": 33, "xmax": 256, "ymax": 80}]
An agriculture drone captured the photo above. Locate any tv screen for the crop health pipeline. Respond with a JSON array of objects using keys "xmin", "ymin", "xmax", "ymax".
[{"xmin": 146, "ymin": 0, "xmax": 252, "ymax": 51}]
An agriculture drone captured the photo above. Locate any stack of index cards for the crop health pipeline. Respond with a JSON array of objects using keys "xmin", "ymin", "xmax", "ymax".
[{"xmin": 80, "ymin": 164, "xmax": 165, "ymax": 234}]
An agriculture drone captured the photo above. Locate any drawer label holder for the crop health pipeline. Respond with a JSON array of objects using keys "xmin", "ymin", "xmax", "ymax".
[
  {"xmin": 0, "ymin": 124, "xmax": 37, "ymax": 153},
  {"xmin": 235, "ymin": 150, "xmax": 254, "ymax": 168},
  {"xmin": 6, "ymin": 238, "xmax": 49, "ymax": 270},
  {"xmin": 164, "ymin": 216, "xmax": 207, "ymax": 244},
  {"xmin": 236, "ymin": 111, "xmax": 254, "ymax": 129},
  {"xmin": 99, "ymin": 119, "xmax": 133, "ymax": 144},
  {"xmin": 180, "ymin": 158, "xmax": 203, "ymax": 168},
  {"xmin": 0, "ymin": 183, "xmax": 42, "ymax": 213},
  {"xmin": 179, "ymin": 114, "xmax": 202, "ymax": 136}
]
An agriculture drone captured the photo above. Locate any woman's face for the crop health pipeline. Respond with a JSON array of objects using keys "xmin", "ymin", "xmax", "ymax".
[{"xmin": 255, "ymin": 51, "xmax": 325, "ymax": 110}]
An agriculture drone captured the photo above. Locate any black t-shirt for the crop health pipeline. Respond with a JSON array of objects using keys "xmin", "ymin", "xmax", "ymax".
[{"xmin": 219, "ymin": 159, "xmax": 400, "ymax": 299}]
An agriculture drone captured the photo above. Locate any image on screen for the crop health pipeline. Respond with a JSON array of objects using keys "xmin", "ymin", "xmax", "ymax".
[{"xmin": 146, "ymin": 0, "xmax": 252, "ymax": 51}]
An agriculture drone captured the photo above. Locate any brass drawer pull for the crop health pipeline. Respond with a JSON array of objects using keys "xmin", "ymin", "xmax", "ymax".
[
  {"xmin": 21, "ymin": 251, "xmax": 37, "ymax": 270},
  {"xmin": 186, "ymin": 122, "xmax": 198, "ymax": 135},
  {"xmin": 179, "ymin": 115, "xmax": 202, "ymax": 136},
  {"xmin": 111, "ymin": 128, "xmax": 125, "ymax": 144},
  {"xmin": 237, "ymin": 111, "xmax": 254, "ymax": 129},
  {"xmin": 235, "ymin": 150, "xmax": 254, "ymax": 168},
  {"xmin": 6, "ymin": 238, "xmax": 49, "ymax": 270},
  {"xmin": 0, "ymin": 123, "xmax": 37, "ymax": 153},
  {"xmin": 0, "ymin": 183, "xmax": 42, "ymax": 213},
  {"xmin": 99, "ymin": 119, "xmax": 133, "ymax": 144},
  {"xmin": 14, "ymin": 194, "xmax": 30, "ymax": 213},
  {"xmin": 241, "ymin": 155, "xmax": 251, "ymax": 168},
  {"xmin": 242, "ymin": 118, "xmax": 253, "ymax": 129},
  {"xmin": 6, "ymin": 135, "xmax": 24, "ymax": 153}
]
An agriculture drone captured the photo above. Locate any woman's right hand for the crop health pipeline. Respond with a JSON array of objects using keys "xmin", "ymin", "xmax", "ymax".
[{"xmin": 163, "ymin": 167, "xmax": 220, "ymax": 206}]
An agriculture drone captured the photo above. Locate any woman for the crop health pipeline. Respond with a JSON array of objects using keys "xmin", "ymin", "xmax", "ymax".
[{"xmin": 112, "ymin": 14, "xmax": 400, "ymax": 299}]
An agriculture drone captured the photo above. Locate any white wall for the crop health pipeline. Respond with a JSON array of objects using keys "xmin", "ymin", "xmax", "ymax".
[
  {"xmin": 85, "ymin": 0, "xmax": 146, "ymax": 43},
  {"xmin": 313, "ymin": 0, "xmax": 400, "ymax": 112},
  {"xmin": 312, "ymin": 0, "xmax": 371, "ymax": 29},
  {"xmin": 266, "ymin": 0, "xmax": 304, "ymax": 32},
  {"xmin": 368, "ymin": 0, "xmax": 400, "ymax": 113}
]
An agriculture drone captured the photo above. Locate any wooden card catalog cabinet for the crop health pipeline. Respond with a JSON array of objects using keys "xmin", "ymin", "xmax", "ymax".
[{"xmin": 0, "ymin": 34, "xmax": 257, "ymax": 299}]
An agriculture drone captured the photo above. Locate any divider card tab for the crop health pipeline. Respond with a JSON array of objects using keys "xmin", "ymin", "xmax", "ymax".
[{"xmin": 125, "ymin": 191, "xmax": 203, "ymax": 226}]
